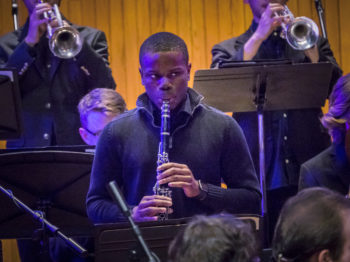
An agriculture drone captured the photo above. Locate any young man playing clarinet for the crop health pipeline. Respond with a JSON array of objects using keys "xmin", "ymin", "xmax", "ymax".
[{"xmin": 86, "ymin": 32, "xmax": 261, "ymax": 223}]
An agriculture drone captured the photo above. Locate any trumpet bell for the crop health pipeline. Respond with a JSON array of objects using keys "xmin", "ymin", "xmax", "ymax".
[
  {"xmin": 285, "ymin": 16, "xmax": 319, "ymax": 51},
  {"xmin": 49, "ymin": 26, "xmax": 82, "ymax": 59}
]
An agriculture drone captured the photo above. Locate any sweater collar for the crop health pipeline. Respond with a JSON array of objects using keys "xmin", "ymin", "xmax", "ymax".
[{"xmin": 136, "ymin": 88, "xmax": 204, "ymax": 125}]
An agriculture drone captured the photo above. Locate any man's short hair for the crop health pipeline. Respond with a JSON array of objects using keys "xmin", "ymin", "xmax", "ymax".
[
  {"xmin": 272, "ymin": 187, "xmax": 350, "ymax": 262},
  {"xmin": 139, "ymin": 32, "xmax": 189, "ymax": 66},
  {"xmin": 78, "ymin": 88, "xmax": 126, "ymax": 128},
  {"xmin": 321, "ymin": 74, "xmax": 350, "ymax": 144},
  {"xmin": 168, "ymin": 214, "xmax": 258, "ymax": 262}
]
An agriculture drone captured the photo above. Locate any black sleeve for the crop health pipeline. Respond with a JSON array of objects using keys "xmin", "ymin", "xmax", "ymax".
[
  {"xmin": 86, "ymin": 123, "xmax": 126, "ymax": 223},
  {"xmin": 211, "ymin": 38, "xmax": 245, "ymax": 68},
  {"xmin": 74, "ymin": 29, "xmax": 116, "ymax": 90},
  {"xmin": 199, "ymin": 117, "xmax": 262, "ymax": 215},
  {"xmin": 309, "ymin": 37, "xmax": 343, "ymax": 92},
  {"xmin": 298, "ymin": 163, "xmax": 320, "ymax": 191}
]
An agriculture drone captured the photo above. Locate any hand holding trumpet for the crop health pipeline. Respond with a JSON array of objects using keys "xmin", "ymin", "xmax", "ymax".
[
  {"xmin": 244, "ymin": 3, "xmax": 288, "ymax": 60},
  {"xmin": 254, "ymin": 3, "xmax": 289, "ymax": 42},
  {"xmin": 25, "ymin": 1, "xmax": 58, "ymax": 46},
  {"xmin": 24, "ymin": 0, "xmax": 82, "ymax": 59},
  {"xmin": 244, "ymin": 3, "xmax": 319, "ymax": 60}
]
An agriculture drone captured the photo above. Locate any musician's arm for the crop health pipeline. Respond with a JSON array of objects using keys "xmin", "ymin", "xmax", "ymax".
[
  {"xmin": 211, "ymin": 39, "xmax": 243, "ymax": 68},
  {"xmin": 74, "ymin": 28, "xmax": 116, "ymax": 89},
  {"xmin": 0, "ymin": 35, "xmax": 36, "ymax": 77},
  {"xmin": 196, "ymin": 118, "xmax": 262, "ymax": 215},
  {"xmin": 86, "ymin": 124, "xmax": 126, "ymax": 224},
  {"xmin": 315, "ymin": 37, "xmax": 343, "ymax": 91},
  {"xmin": 298, "ymin": 163, "xmax": 320, "ymax": 191}
]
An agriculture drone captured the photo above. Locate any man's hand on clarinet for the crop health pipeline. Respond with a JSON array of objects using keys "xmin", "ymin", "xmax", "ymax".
[
  {"xmin": 157, "ymin": 162, "xmax": 201, "ymax": 198},
  {"xmin": 131, "ymin": 195, "xmax": 172, "ymax": 222}
]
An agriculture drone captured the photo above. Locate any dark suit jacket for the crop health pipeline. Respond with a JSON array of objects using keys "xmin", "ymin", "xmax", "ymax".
[
  {"xmin": 0, "ymin": 19, "xmax": 116, "ymax": 147},
  {"xmin": 210, "ymin": 21, "xmax": 342, "ymax": 189},
  {"xmin": 211, "ymin": 22, "xmax": 342, "ymax": 83},
  {"xmin": 299, "ymin": 144, "xmax": 350, "ymax": 195}
]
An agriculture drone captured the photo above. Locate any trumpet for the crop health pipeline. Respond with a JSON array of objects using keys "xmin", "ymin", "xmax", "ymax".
[
  {"xmin": 39, "ymin": 0, "xmax": 82, "ymax": 59},
  {"xmin": 275, "ymin": 5, "xmax": 319, "ymax": 50}
]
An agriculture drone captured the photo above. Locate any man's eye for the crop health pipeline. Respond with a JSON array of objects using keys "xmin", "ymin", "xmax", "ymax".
[
  {"xmin": 149, "ymin": 74, "xmax": 159, "ymax": 80},
  {"xmin": 169, "ymin": 72, "xmax": 180, "ymax": 78}
]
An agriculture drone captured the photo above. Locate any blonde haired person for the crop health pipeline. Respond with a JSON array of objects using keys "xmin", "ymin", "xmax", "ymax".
[
  {"xmin": 47, "ymin": 88, "xmax": 127, "ymax": 262},
  {"xmin": 78, "ymin": 88, "xmax": 126, "ymax": 146}
]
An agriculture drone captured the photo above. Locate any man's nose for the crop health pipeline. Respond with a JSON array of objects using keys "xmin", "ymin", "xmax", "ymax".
[{"xmin": 159, "ymin": 77, "xmax": 171, "ymax": 90}]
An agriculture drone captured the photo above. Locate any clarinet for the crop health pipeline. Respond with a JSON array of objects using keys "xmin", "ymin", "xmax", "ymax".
[{"xmin": 153, "ymin": 100, "xmax": 172, "ymax": 221}]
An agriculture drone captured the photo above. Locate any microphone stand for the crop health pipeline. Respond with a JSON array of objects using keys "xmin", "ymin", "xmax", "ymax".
[
  {"xmin": 12, "ymin": 0, "xmax": 19, "ymax": 30},
  {"xmin": 0, "ymin": 184, "xmax": 89, "ymax": 259},
  {"xmin": 315, "ymin": 0, "xmax": 327, "ymax": 39},
  {"xmin": 108, "ymin": 181, "xmax": 160, "ymax": 262}
]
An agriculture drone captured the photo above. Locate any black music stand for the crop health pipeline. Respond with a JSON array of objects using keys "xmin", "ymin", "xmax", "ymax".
[
  {"xmin": 94, "ymin": 215, "xmax": 262, "ymax": 262},
  {"xmin": 0, "ymin": 67, "xmax": 22, "ymax": 262},
  {"xmin": 193, "ymin": 61, "xmax": 333, "ymax": 235},
  {"xmin": 0, "ymin": 149, "xmax": 94, "ymax": 239},
  {"xmin": 94, "ymin": 219, "xmax": 187, "ymax": 262},
  {"xmin": 0, "ymin": 68, "xmax": 23, "ymax": 140}
]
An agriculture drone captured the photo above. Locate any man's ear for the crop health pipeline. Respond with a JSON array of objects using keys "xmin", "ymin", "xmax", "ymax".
[
  {"xmin": 139, "ymin": 67, "xmax": 145, "ymax": 85},
  {"xmin": 79, "ymin": 127, "xmax": 90, "ymax": 145},
  {"xmin": 318, "ymin": 250, "xmax": 333, "ymax": 262}
]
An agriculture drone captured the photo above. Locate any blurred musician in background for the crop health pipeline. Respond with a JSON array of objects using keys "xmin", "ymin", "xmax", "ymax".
[
  {"xmin": 49, "ymin": 88, "xmax": 126, "ymax": 262},
  {"xmin": 86, "ymin": 32, "xmax": 261, "ymax": 224},
  {"xmin": 272, "ymin": 187, "xmax": 350, "ymax": 262},
  {"xmin": 299, "ymin": 74, "xmax": 350, "ymax": 195},
  {"xmin": 168, "ymin": 214, "xmax": 258, "ymax": 262},
  {"xmin": 0, "ymin": 1, "xmax": 115, "ymax": 261},
  {"xmin": 77, "ymin": 88, "xmax": 126, "ymax": 146},
  {"xmin": 211, "ymin": 0, "xmax": 342, "ymax": 239},
  {"xmin": 0, "ymin": 0, "xmax": 116, "ymax": 149}
]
